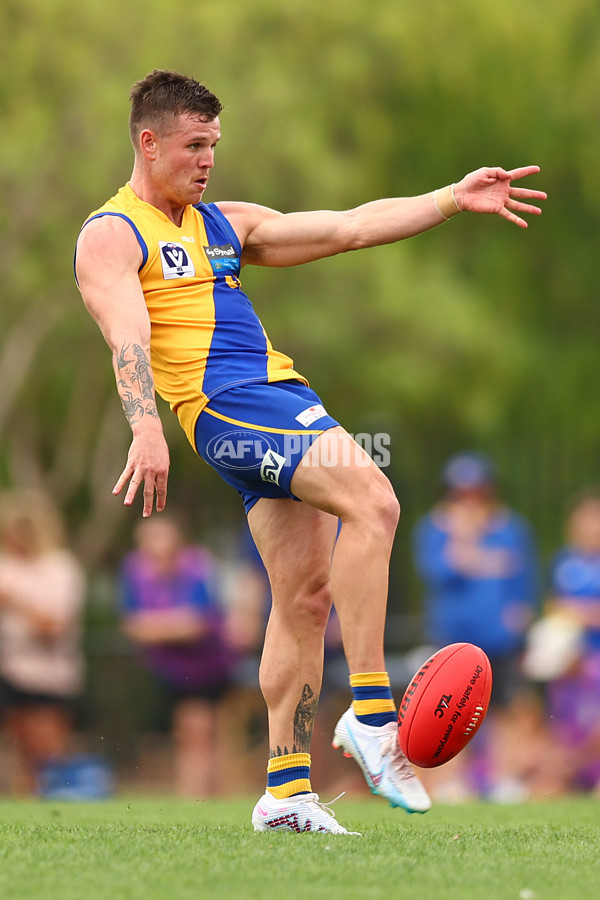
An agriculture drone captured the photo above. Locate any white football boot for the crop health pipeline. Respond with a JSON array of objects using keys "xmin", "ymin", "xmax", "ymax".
[
  {"xmin": 332, "ymin": 706, "xmax": 432, "ymax": 813},
  {"xmin": 252, "ymin": 791, "xmax": 361, "ymax": 835}
]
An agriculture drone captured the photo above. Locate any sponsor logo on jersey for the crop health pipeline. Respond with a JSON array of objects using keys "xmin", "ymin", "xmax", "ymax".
[
  {"xmin": 203, "ymin": 243, "xmax": 239, "ymax": 275},
  {"xmin": 159, "ymin": 241, "xmax": 196, "ymax": 279}
]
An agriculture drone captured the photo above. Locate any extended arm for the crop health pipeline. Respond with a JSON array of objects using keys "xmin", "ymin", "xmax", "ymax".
[
  {"xmin": 219, "ymin": 165, "xmax": 546, "ymax": 268},
  {"xmin": 75, "ymin": 216, "xmax": 170, "ymax": 516}
]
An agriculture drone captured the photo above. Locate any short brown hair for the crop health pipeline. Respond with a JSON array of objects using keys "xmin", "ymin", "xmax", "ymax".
[{"xmin": 129, "ymin": 69, "xmax": 223, "ymax": 145}]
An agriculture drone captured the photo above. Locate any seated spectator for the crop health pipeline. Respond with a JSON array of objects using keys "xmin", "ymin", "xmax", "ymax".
[
  {"xmin": 0, "ymin": 489, "xmax": 86, "ymax": 794},
  {"xmin": 120, "ymin": 515, "xmax": 235, "ymax": 797}
]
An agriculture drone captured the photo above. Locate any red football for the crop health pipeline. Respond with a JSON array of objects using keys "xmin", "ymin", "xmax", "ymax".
[{"xmin": 397, "ymin": 643, "xmax": 492, "ymax": 768}]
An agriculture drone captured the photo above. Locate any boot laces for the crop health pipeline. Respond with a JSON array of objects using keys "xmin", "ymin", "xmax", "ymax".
[{"xmin": 304, "ymin": 791, "xmax": 345, "ymax": 819}]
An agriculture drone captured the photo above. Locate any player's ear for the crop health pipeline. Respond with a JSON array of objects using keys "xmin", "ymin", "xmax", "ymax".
[{"xmin": 139, "ymin": 129, "xmax": 158, "ymax": 160}]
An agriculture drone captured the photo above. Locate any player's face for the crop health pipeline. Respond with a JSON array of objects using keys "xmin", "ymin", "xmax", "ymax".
[{"xmin": 152, "ymin": 113, "xmax": 221, "ymax": 207}]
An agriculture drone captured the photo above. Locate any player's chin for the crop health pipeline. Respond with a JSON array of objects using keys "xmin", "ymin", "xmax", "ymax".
[{"xmin": 192, "ymin": 181, "xmax": 208, "ymax": 199}]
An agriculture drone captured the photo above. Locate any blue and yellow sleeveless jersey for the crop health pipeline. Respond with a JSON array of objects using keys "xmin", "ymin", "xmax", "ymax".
[{"xmin": 78, "ymin": 184, "xmax": 308, "ymax": 447}]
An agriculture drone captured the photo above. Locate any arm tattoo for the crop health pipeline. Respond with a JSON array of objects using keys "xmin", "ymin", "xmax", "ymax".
[
  {"xmin": 116, "ymin": 342, "xmax": 159, "ymax": 425},
  {"xmin": 117, "ymin": 346, "xmax": 135, "ymax": 370},
  {"xmin": 119, "ymin": 389, "xmax": 145, "ymax": 423},
  {"xmin": 132, "ymin": 344, "xmax": 155, "ymax": 401}
]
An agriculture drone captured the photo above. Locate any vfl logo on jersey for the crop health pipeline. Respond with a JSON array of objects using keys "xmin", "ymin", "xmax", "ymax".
[
  {"xmin": 204, "ymin": 243, "xmax": 239, "ymax": 275},
  {"xmin": 260, "ymin": 449, "xmax": 286, "ymax": 485},
  {"xmin": 159, "ymin": 242, "xmax": 196, "ymax": 279}
]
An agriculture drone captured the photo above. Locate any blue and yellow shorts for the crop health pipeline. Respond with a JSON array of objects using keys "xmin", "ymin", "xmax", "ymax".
[{"xmin": 194, "ymin": 380, "xmax": 339, "ymax": 513}]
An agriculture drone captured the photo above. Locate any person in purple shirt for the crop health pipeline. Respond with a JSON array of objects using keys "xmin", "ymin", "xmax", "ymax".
[
  {"xmin": 544, "ymin": 489, "xmax": 600, "ymax": 794},
  {"xmin": 120, "ymin": 515, "xmax": 234, "ymax": 796},
  {"xmin": 412, "ymin": 452, "xmax": 539, "ymax": 800}
]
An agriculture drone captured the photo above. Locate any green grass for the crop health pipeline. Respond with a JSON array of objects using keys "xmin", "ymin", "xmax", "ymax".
[{"xmin": 0, "ymin": 796, "xmax": 598, "ymax": 900}]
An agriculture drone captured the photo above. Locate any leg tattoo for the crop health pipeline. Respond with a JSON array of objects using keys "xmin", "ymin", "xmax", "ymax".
[
  {"xmin": 268, "ymin": 684, "xmax": 319, "ymax": 758},
  {"xmin": 293, "ymin": 683, "xmax": 319, "ymax": 753}
]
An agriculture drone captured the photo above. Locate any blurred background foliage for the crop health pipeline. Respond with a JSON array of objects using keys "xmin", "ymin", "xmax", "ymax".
[{"xmin": 1, "ymin": 0, "xmax": 599, "ymax": 606}]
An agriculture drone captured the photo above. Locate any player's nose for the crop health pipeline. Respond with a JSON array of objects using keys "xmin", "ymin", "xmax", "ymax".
[{"xmin": 200, "ymin": 149, "xmax": 215, "ymax": 169}]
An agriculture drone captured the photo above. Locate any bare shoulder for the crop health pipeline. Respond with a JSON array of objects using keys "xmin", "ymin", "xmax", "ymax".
[
  {"xmin": 213, "ymin": 200, "xmax": 283, "ymax": 245},
  {"xmin": 77, "ymin": 213, "xmax": 142, "ymax": 256},
  {"xmin": 76, "ymin": 213, "xmax": 143, "ymax": 277}
]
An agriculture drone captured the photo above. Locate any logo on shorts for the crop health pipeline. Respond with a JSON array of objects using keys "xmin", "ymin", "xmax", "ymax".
[
  {"xmin": 206, "ymin": 430, "xmax": 279, "ymax": 470},
  {"xmin": 260, "ymin": 449, "xmax": 286, "ymax": 485},
  {"xmin": 159, "ymin": 242, "xmax": 195, "ymax": 279}
]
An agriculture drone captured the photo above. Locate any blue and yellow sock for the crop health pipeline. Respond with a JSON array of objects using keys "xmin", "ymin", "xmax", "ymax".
[
  {"xmin": 266, "ymin": 752, "xmax": 312, "ymax": 800},
  {"xmin": 350, "ymin": 672, "xmax": 396, "ymax": 727}
]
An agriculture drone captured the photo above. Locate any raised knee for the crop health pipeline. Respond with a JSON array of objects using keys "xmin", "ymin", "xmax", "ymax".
[
  {"xmin": 366, "ymin": 479, "xmax": 400, "ymax": 539},
  {"xmin": 381, "ymin": 487, "xmax": 401, "ymax": 533}
]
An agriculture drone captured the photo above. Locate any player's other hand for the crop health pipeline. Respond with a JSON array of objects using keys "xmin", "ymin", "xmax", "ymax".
[
  {"xmin": 454, "ymin": 165, "xmax": 547, "ymax": 228},
  {"xmin": 113, "ymin": 429, "xmax": 170, "ymax": 517}
]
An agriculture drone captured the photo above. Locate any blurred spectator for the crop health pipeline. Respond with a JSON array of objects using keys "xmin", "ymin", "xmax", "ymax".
[
  {"xmin": 411, "ymin": 452, "xmax": 539, "ymax": 800},
  {"xmin": 532, "ymin": 489, "xmax": 600, "ymax": 795},
  {"xmin": 0, "ymin": 489, "xmax": 86, "ymax": 795},
  {"xmin": 120, "ymin": 515, "xmax": 235, "ymax": 797}
]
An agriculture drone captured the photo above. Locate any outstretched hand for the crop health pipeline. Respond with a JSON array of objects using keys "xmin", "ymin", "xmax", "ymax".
[{"xmin": 454, "ymin": 166, "xmax": 546, "ymax": 228}]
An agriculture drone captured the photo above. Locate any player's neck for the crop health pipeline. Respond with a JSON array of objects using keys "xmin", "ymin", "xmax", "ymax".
[{"xmin": 129, "ymin": 173, "xmax": 186, "ymax": 227}]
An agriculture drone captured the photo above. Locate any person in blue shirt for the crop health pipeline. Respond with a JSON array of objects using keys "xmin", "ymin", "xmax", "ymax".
[
  {"xmin": 543, "ymin": 489, "xmax": 600, "ymax": 794},
  {"xmin": 412, "ymin": 452, "xmax": 539, "ymax": 800},
  {"xmin": 549, "ymin": 489, "xmax": 600, "ymax": 653}
]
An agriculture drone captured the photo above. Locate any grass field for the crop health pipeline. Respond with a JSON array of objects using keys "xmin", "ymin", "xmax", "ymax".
[{"xmin": 0, "ymin": 795, "xmax": 598, "ymax": 900}]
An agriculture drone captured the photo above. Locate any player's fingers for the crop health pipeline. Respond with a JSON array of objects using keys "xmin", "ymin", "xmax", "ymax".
[
  {"xmin": 509, "ymin": 187, "xmax": 548, "ymax": 201},
  {"xmin": 483, "ymin": 167, "xmax": 511, "ymax": 181},
  {"xmin": 124, "ymin": 474, "xmax": 145, "ymax": 507},
  {"xmin": 155, "ymin": 477, "xmax": 168, "ymax": 513},
  {"xmin": 506, "ymin": 165, "xmax": 541, "ymax": 181},
  {"xmin": 497, "ymin": 206, "xmax": 528, "ymax": 229},
  {"xmin": 142, "ymin": 484, "xmax": 156, "ymax": 518},
  {"xmin": 506, "ymin": 198, "xmax": 543, "ymax": 216},
  {"xmin": 113, "ymin": 465, "xmax": 134, "ymax": 496}
]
